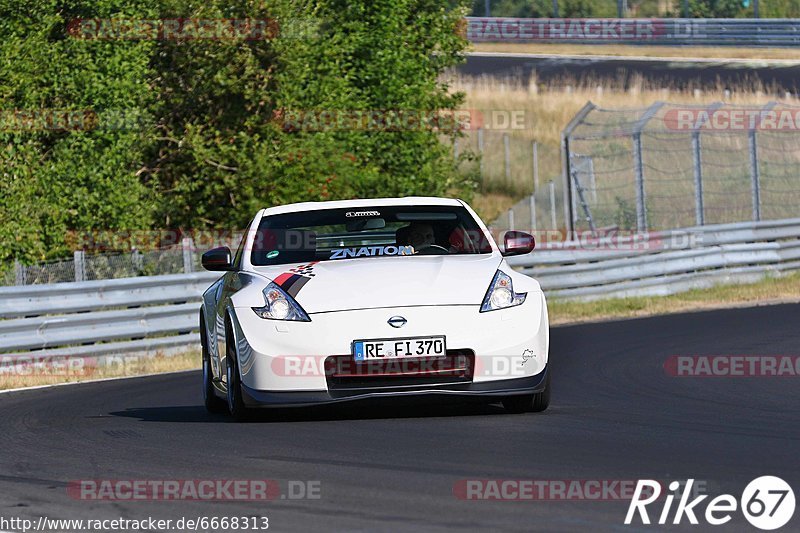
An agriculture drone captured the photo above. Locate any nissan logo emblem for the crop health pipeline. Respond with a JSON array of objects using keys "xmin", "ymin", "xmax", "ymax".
[{"xmin": 387, "ymin": 316, "xmax": 407, "ymax": 328}]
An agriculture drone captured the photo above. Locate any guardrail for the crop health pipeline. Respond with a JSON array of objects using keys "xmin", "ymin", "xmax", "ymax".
[
  {"xmin": 466, "ymin": 18, "xmax": 800, "ymax": 47},
  {"xmin": 508, "ymin": 218, "xmax": 800, "ymax": 300},
  {"xmin": 0, "ymin": 272, "xmax": 220, "ymax": 357},
  {"xmin": 1, "ymin": 218, "xmax": 799, "ymax": 358}
]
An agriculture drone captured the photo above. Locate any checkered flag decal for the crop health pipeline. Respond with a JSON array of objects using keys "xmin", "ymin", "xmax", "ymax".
[{"xmin": 289, "ymin": 262, "xmax": 317, "ymax": 278}]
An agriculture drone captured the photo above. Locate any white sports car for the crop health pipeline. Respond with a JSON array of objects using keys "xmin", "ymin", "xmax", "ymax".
[{"xmin": 200, "ymin": 197, "xmax": 549, "ymax": 420}]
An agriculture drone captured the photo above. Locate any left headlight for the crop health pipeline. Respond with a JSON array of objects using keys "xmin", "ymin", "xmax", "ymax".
[
  {"xmin": 480, "ymin": 270, "xmax": 526, "ymax": 312},
  {"xmin": 252, "ymin": 282, "xmax": 311, "ymax": 321}
]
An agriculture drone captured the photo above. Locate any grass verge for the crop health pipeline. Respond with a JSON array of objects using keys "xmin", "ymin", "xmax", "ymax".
[
  {"xmin": 0, "ymin": 349, "xmax": 201, "ymax": 391},
  {"xmin": 548, "ymin": 272, "xmax": 800, "ymax": 325}
]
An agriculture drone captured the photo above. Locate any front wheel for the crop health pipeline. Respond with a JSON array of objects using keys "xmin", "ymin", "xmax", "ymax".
[
  {"xmin": 502, "ymin": 372, "xmax": 550, "ymax": 413},
  {"xmin": 226, "ymin": 343, "xmax": 250, "ymax": 422},
  {"xmin": 203, "ymin": 355, "xmax": 227, "ymax": 413},
  {"xmin": 201, "ymin": 317, "xmax": 226, "ymax": 414}
]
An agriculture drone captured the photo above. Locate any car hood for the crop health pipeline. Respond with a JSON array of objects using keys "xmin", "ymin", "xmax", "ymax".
[{"xmin": 251, "ymin": 254, "xmax": 502, "ymax": 313}]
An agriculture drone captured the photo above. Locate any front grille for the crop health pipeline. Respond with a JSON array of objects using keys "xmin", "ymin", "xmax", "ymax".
[{"xmin": 325, "ymin": 350, "xmax": 475, "ymax": 390}]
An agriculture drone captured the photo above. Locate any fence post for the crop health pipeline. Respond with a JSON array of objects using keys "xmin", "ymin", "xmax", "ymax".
[
  {"xmin": 746, "ymin": 102, "xmax": 776, "ymax": 222},
  {"xmin": 14, "ymin": 259, "xmax": 25, "ymax": 286},
  {"xmin": 561, "ymin": 102, "xmax": 596, "ymax": 235},
  {"xmin": 687, "ymin": 102, "xmax": 724, "ymax": 226},
  {"xmin": 132, "ymin": 249, "xmax": 143, "ymax": 274},
  {"xmin": 749, "ymin": 130, "xmax": 761, "ymax": 222},
  {"xmin": 507, "ymin": 208, "xmax": 514, "ymax": 231},
  {"xmin": 629, "ymin": 101, "xmax": 664, "ymax": 233},
  {"xmin": 692, "ymin": 131, "xmax": 705, "ymax": 226},
  {"xmin": 532, "ymin": 141, "xmax": 539, "ymax": 191},
  {"xmin": 453, "ymin": 137, "xmax": 459, "ymax": 161},
  {"xmin": 182, "ymin": 237, "xmax": 195, "ymax": 273},
  {"xmin": 572, "ymin": 167, "xmax": 597, "ymax": 235},
  {"xmin": 549, "ymin": 180, "xmax": 557, "ymax": 230},
  {"xmin": 477, "ymin": 128, "xmax": 484, "ymax": 178},
  {"xmin": 632, "ymin": 133, "xmax": 647, "ymax": 233},
  {"xmin": 74, "ymin": 250, "xmax": 86, "ymax": 282},
  {"xmin": 503, "ymin": 133, "xmax": 511, "ymax": 183},
  {"xmin": 529, "ymin": 194, "xmax": 537, "ymax": 233}
]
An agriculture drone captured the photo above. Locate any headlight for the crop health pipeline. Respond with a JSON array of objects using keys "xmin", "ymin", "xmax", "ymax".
[
  {"xmin": 252, "ymin": 282, "xmax": 311, "ymax": 321},
  {"xmin": 480, "ymin": 270, "xmax": 526, "ymax": 312}
]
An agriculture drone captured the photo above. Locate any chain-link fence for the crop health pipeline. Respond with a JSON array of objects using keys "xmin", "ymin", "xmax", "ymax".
[
  {"xmin": 4, "ymin": 239, "xmax": 223, "ymax": 286},
  {"xmin": 454, "ymin": 125, "xmax": 567, "ymax": 235},
  {"xmin": 560, "ymin": 101, "xmax": 800, "ymax": 233}
]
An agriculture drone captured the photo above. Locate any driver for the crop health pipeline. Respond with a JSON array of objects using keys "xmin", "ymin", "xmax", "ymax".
[{"xmin": 406, "ymin": 222, "xmax": 436, "ymax": 251}]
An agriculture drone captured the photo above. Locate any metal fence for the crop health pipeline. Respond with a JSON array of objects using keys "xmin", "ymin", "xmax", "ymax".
[
  {"xmin": 0, "ymin": 271, "xmax": 219, "ymax": 356},
  {"xmin": 453, "ymin": 124, "xmax": 567, "ymax": 235},
  {"xmin": 4, "ymin": 238, "xmax": 210, "ymax": 286},
  {"xmin": 466, "ymin": 18, "xmax": 800, "ymax": 47},
  {"xmin": 508, "ymin": 217, "xmax": 800, "ymax": 300},
  {"xmin": 560, "ymin": 101, "xmax": 800, "ymax": 234},
  {"xmin": 2, "ymin": 218, "xmax": 798, "ymax": 358}
]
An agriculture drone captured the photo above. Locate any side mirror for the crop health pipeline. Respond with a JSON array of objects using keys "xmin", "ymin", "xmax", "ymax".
[
  {"xmin": 202, "ymin": 246, "xmax": 233, "ymax": 271},
  {"xmin": 502, "ymin": 231, "xmax": 535, "ymax": 256}
]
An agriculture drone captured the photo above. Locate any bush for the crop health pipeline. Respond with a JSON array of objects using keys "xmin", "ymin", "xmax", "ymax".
[{"xmin": 0, "ymin": 0, "xmax": 472, "ymax": 263}]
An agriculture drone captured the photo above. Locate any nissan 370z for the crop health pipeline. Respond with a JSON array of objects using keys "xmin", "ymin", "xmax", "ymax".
[{"xmin": 199, "ymin": 197, "xmax": 550, "ymax": 420}]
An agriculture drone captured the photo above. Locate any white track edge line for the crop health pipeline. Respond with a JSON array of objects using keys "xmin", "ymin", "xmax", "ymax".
[{"xmin": 0, "ymin": 368, "xmax": 197, "ymax": 396}]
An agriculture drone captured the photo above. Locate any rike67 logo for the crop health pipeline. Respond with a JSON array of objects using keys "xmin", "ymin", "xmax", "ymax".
[{"xmin": 625, "ymin": 477, "xmax": 795, "ymax": 530}]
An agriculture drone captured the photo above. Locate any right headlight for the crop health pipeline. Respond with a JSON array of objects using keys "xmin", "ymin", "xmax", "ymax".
[
  {"xmin": 252, "ymin": 282, "xmax": 311, "ymax": 321},
  {"xmin": 480, "ymin": 270, "xmax": 526, "ymax": 312}
]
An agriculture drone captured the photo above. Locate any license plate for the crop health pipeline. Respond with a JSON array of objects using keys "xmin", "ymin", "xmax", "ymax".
[{"xmin": 352, "ymin": 336, "xmax": 446, "ymax": 361}]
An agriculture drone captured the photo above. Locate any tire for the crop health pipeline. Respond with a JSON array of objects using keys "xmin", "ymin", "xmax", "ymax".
[
  {"xmin": 225, "ymin": 328, "xmax": 250, "ymax": 422},
  {"xmin": 201, "ymin": 316, "xmax": 226, "ymax": 414},
  {"xmin": 502, "ymin": 372, "xmax": 550, "ymax": 414}
]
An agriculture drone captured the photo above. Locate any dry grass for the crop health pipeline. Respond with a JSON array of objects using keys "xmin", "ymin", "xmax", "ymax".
[
  {"xmin": 548, "ymin": 272, "xmax": 800, "ymax": 325},
  {"xmin": 0, "ymin": 348, "xmax": 200, "ymax": 391},
  {"xmin": 472, "ymin": 42, "xmax": 800, "ymax": 61},
  {"xmin": 454, "ymin": 75, "xmax": 793, "ymax": 221},
  {"xmin": 469, "ymin": 191, "xmax": 518, "ymax": 223}
]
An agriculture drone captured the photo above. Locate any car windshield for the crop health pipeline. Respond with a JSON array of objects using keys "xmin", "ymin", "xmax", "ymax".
[{"xmin": 250, "ymin": 205, "xmax": 493, "ymax": 266}]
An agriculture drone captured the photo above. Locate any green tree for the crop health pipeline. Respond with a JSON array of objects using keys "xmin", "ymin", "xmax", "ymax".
[
  {"xmin": 763, "ymin": 0, "xmax": 800, "ymax": 17},
  {"xmin": 688, "ymin": 0, "xmax": 744, "ymax": 17},
  {"xmin": 145, "ymin": 0, "xmax": 473, "ymax": 229},
  {"xmin": 0, "ymin": 0, "xmax": 158, "ymax": 262},
  {"xmin": 471, "ymin": 0, "xmax": 555, "ymax": 17},
  {"xmin": 1, "ymin": 0, "xmax": 472, "ymax": 262}
]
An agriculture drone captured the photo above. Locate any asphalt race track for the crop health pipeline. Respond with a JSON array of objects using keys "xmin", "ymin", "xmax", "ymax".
[
  {"xmin": 1, "ymin": 303, "xmax": 798, "ymax": 532},
  {"xmin": 460, "ymin": 53, "xmax": 800, "ymax": 94}
]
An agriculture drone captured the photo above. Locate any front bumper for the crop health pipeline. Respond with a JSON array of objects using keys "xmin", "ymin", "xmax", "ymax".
[
  {"xmin": 241, "ymin": 367, "xmax": 549, "ymax": 408},
  {"xmin": 229, "ymin": 295, "xmax": 549, "ymax": 403}
]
